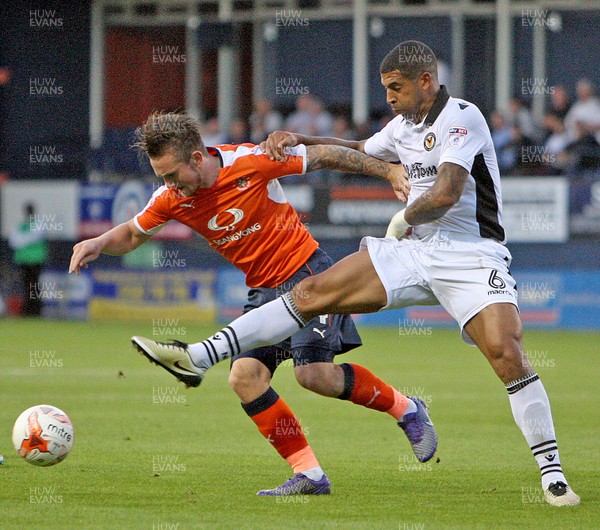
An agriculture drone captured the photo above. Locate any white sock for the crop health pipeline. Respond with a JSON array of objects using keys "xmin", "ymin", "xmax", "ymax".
[
  {"xmin": 506, "ymin": 373, "xmax": 566, "ymax": 489},
  {"xmin": 300, "ymin": 466, "xmax": 325, "ymax": 481},
  {"xmin": 187, "ymin": 293, "xmax": 307, "ymax": 368},
  {"xmin": 399, "ymin": 398, "xmax": 418, "ymax": 421}
]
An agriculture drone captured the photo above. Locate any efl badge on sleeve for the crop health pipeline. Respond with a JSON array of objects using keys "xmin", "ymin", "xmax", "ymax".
[{"xmin": 448, "ymin": 127, "xmax": 468, "ymax": 147}]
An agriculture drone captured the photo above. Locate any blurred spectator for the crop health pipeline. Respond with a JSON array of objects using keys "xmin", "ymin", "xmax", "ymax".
[
  {"xmin": 201, "ymin": 117, "xmax": 226, "ymax": 146},
  {"xmin": 331, "ymin": 116, "xmax": 356, "ymax": 141},
  {"xmin": 286, "ymin": 95, "xmax": 333, "ymax": 137},
  {"xmin": 490, "ymin": 111, "xmax": 516, "ymax": 173},
  {"xmin": 249, "ymin": 99, "xmax": 283, "ymax": 143},
  {"xmin": 307, "ymin": 96, "xmax": 333, "ymax": 136},
  {"xmin": 564, "ymin": 79, "xmax": 600, "ymax": 144},
  {"xmin": 548, "ymin": 85, "xmax": 571, "ymax": 120},
  {"xmin": 511, "ymin": 125, "xmax": 541, "ymax": 175},
  {"xmin": 226, "ymin": 119, "xmax": 250, "ymax": 144},
  {"xmin": 507, "ymin": 97, "xmax": 539, "ymax": 142},
  {"xmin": 542, "ymin": 112, "xmax": 571, "ymax": 173},
  {"xmin": 9, "ymin": 203, "xmax": 48, "ymax": 317},
  {"xmin": 355, "ymin": 121, "xmax": 374, "ymax": 140},
  {"xmin": 560, "ymin": 121, "xmax": 600, "ymax": 174},
  {"xmin": 285, "ymin": 95, "xmax": 312, "ymax": 135}
]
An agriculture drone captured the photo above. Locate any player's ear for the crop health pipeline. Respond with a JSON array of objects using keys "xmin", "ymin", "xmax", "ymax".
[
  {"xmin": 191, "ymin": 150, "xmax": 204, "ymax": 167},
  {"xmin": 419, "ymin": 71, "xmax": 431, "ymax": 91}
]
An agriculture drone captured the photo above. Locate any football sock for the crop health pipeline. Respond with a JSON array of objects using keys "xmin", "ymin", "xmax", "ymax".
[
  {"xmin": 506, "ymin": 372, "xmax": 566, "ymax": 489},
  {"xmin": 401, "ymin": 398, "xmax": 418, "ymax": 418},
  {"xmin": 300, "ymin": 465, "xmax": 325, "ymax": 481},
  {"xmin": 338, "ymin": 363, "xmax": 411, "ymax": 420},
  {"xmin": 188, "ymin": 293, "xmax": 306, "ymax": 367},
  {"xmin": 241, "ymin": 387, "xmax": 319, "ymax": 474}
]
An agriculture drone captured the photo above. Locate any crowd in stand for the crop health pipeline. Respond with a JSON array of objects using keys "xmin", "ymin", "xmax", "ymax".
[
  {"xmin": 201, "ymin": 79, "xmax": 600, "ymax": 180},
  {"xmin": 490, "ymin": 80, "xmax": 600, "ymax": 176},
  {"xmin": 201, "ymin": 94, "xmax": 378, "ymax": 150},
  {"xmin": 199, "ymin": 94, "xmax": 395, "ymax": 184}
]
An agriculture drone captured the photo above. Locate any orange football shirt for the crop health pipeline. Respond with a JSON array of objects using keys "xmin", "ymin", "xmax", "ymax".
[{"xmin": 134, "ymin": 144, "xmax": 318, "ymax": 288}]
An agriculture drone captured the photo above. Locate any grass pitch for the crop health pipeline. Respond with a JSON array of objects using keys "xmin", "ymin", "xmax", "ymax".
[{"xmin": 0, "ymin": 319, "xmax": 598, "ymax": 529}]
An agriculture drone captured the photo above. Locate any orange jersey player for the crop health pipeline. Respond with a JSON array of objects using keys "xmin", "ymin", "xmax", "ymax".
[
  {"xmin": 133, "ymin": 143, "xmax": 317, "ymax": 288},
  {"xmin": 70, "ymin": 111, "xmax": 435, "ymax": 496}
]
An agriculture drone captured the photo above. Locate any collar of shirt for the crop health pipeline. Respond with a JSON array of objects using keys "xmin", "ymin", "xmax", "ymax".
[{"xmin": 424, "ymin": 85, "xmax": 450, "ymax": 127}]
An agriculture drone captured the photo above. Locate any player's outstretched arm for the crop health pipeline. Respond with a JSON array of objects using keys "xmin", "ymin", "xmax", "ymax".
[
  {"xmin": 305, "ymin": 144, "xmax": 409, "ymax": 200},
  {"xmin": 261, "ymin": 130, "xmax": 367, "ymax": 162},
  {"xmin": 69, "ymin": 219, "xmax": 150, "ymax": 274}
]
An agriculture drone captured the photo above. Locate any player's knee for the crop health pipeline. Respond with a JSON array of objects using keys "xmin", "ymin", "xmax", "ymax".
[
  {"xmin": 227, "ymin": 369, "xmax": 251, "ymax": 396},
  {"xmin": 293, "ymin": 276, "xmax": 336, "ymax": 317},
  {"xmin": 228, "ymin": 362, "xmax": 269, "ymax": 398},
  {"xmin": 294, "ymin": 363, "xmax": 340, "ymax": 395},
  {"xmin": 292, "ymin": 277, "xmax": 318, "ymax": 312},
  {"xmin": 486, "ymin": 333, "xmax": 521, "ymax": 361},
  {"xmin": 484, "ymin": 330, "xmax": 526, "ymax": 379},
  {"xmin": 294, "ymin": 364, "xmax": 320, "ymax": 391}
]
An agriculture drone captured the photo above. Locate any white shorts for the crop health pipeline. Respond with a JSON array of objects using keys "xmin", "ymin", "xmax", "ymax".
[{"xmin": 360, "ymin": 230, "xmax": 518, "ymax": 345}]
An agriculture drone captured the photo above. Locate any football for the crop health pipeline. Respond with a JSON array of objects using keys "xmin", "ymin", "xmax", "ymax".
[{"xmin": 12, "ymin": 405, "xmax": 74, "ymax": 466}]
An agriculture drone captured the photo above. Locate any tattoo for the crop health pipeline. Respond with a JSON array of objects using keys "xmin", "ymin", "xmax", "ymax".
[
  {"xmin": 404, "ymin": 162, "xmax": 468, "ymax": 225},
  {"xmin": 306, "ymin": 145, "xmax": 391, "ymax": 181}
]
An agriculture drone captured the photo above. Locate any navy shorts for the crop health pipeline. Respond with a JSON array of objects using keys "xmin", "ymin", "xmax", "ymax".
[{"xmin": 232, "ymin": 248, "xmax": 362, "ymax": 374}]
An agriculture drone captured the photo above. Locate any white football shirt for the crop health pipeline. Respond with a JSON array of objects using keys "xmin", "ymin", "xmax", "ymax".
[{"xmin": 364, "ymin": 86, "xmax": 506, "ymax": 243}]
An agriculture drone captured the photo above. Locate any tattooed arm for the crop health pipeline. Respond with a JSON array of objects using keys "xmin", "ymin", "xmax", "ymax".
[
  {"xmin": 305, "ymin": 144, "xmax": 409, "ymax": 199},
  {"xmin": 262, "ymin": 131, "xmax": 367, "ymax": 162},
  {"xmin": 404, "ymin": 162, "xmax": 468, "ymax": 225},
  {"xmin": 386, "ymin": 162, "xmax": 468, "ymax": 238}
]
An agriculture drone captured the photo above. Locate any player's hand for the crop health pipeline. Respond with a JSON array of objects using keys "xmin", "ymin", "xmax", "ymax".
[
  {"xmin": 69, "ymin": 239, "xmax": 102, "ymax": 274},
  {"xmin": 260, "ymin": 131, "xmax": 301, "ymax": 162},
  {"xmin": 387, "ymin": 163, "xmax": 410, "ymax": 203}
]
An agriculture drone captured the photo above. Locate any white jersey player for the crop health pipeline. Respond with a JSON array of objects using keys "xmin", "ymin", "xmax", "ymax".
[
  {"xmin": 359, "ymin": 83, "xmax": 517, "ymax": 345},
  {"xmin": 132, "ymin": 40, "xmax": 579, "ymax": 506},
  {"xmin": 365, "ymin": 85, "xmax": 505, "ymax": 241}
]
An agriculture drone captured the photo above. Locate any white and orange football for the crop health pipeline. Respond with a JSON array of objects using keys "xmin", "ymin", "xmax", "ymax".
[{"xmin": 12, "ymin": 405, "xmax": 74, "ymax": 466}]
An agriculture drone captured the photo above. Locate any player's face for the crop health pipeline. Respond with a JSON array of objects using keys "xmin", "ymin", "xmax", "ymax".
[
  {"xmin": 150, "ymin": 149, "xmax": 207, "ymax": 197},
  {"xmin": 381, "ymin": 70, "xmax": 425, "ymax": 122}
]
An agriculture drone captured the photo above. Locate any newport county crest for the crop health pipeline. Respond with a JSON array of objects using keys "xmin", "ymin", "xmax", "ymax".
[
  {"xmin": 424, "ymin": 132, "xmax": 436, "ymax": 151},
  {"xmin": 234, "ymin": 177, "xmax": 251, "ymax": 190}
]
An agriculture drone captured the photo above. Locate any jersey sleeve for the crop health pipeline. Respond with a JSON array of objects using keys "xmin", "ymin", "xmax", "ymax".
[
  {"xmin": 133, "ymin": 187, "xmax": 172, "ymax": 235},
  {"xmin": 438, "ymin": 105, "xmax": 490, "ymax": 173},
  {"xmin": 363, "ymin": 117, "xmax": 401, "ymax": 162},
  {"xmin": 257, "ymin": 144, "xmax": 307, "ymax": 180}
]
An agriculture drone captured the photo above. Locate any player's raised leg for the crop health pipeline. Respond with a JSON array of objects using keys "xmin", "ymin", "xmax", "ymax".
[
  {"xmin": 464, "ymin": 303, "xmax": 579, "ymax": 506},
  {"xmin": 293, "ymin": 248, "xmax": 389, "ymax": 318},
  {"xmin": 132, "ymin": 249, "xmax": 387, "ymax": 377}
]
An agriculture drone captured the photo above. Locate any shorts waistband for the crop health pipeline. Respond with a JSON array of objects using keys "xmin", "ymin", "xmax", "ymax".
[{"xmin": 413, "ymin": 227, "xmax": 498, "ymax": 244}]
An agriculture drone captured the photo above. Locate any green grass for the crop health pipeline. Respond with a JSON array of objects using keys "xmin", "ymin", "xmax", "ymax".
[{"xmin": 0, "ymin": 319, "xmax": 598, "ymax": 529}]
